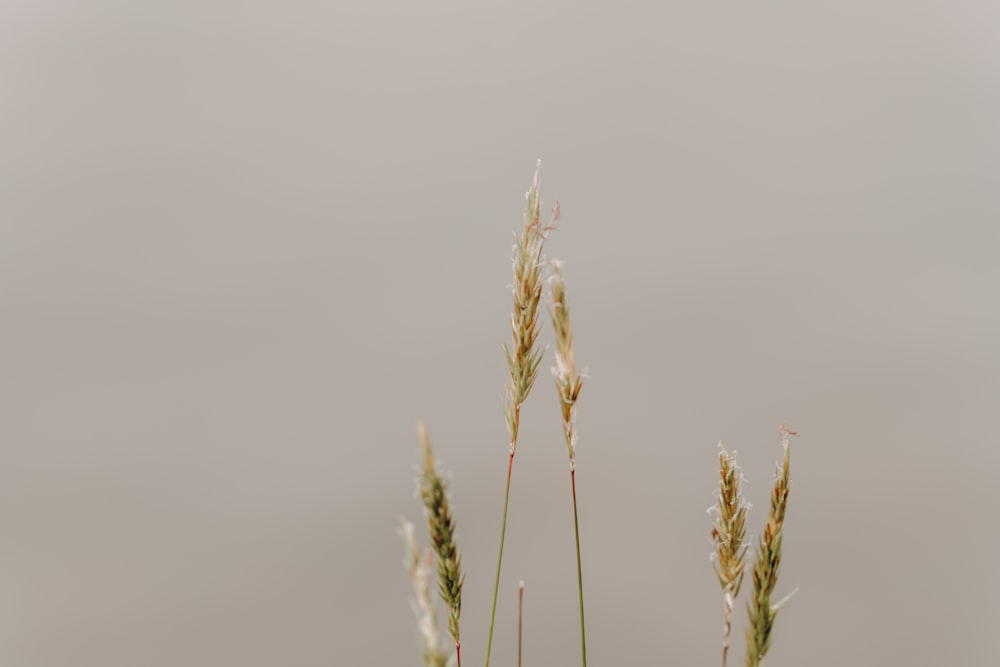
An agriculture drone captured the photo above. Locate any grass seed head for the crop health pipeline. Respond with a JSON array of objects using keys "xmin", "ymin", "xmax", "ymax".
[
  {"xmin": 502, "ymin": 160, "xmax": 555, "ymax": 451},
  {"xmin": 548, "ymin": 260, "xmax": 584, "ymax": 469},
  {"xmin": 417, "ymin": 423, "xmax": 464, "ymax": 650}
]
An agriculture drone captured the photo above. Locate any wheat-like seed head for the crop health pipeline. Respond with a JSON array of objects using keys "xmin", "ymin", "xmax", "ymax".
[
  {"xmin": 711, "ymin": 445, "xmax": 749, "ymax": 597},
  {"xmin": 417, "ymin": 423, "xmax": 464, "ymax": 651},
  {"xmin": 502, "ymin": 160, "xmax": 556, "ymax": 452},
  {"xmin": 745, "ymin": 428, "xmax": 796, "ymax": 667},
  {"xmin": 548, "ymin": 260, "xmax": 584, "ymax": 469}
]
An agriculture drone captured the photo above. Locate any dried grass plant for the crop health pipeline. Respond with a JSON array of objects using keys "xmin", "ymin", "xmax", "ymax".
[
  {"xmin": 399, "ymin": 518, "xmax": 450, "ymax": 667},
  {"xmin": 398, "ymin": 163, "xmax": 800, "ymax": 667}
]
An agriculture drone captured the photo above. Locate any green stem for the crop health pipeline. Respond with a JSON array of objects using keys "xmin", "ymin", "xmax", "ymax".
[
  {"xmin": 484, "ymin": 451, "xmax": 515, "ymax": 667},
  {"xmin": 571, "ymin": 468, "xmax": 587, "ymax": 667}
]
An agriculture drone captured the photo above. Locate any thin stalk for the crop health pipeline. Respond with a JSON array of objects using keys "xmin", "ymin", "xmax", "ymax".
[
  {"xmin": 722, "ymin": 600, "xmax": 733, "ymax": 667},
  {"xmin": 518, "ymin": 580, "xmax": 524, "ymax": 667},
  {"xmin": 571, "ymin": 469, "xmax": 587, "ymax": 667},
  {"xmin": 484, "ymin": 448, "xmax": 516, "ymax": 666}
]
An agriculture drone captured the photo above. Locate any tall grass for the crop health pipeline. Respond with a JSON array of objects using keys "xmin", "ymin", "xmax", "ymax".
[
  {"xmin": 399, "ymin": 163, "xmax": 799, "ymax": 666},
  {"xmin": 484, "ymin": 159, "xmax": 553, "ymax": 667}
]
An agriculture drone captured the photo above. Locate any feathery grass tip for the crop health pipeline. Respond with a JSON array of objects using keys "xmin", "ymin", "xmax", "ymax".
[
  {"xmin": 502, "ymin": 159, "xmax": 555, "ymax": 453},
  {"xmin": 549, "ymin": 259, "xmax": 584, "ymax": 471}
]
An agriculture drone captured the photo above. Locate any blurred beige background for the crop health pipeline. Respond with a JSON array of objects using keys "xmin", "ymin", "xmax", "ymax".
[{"xmin": 2, "ymin": 1, "xmax": 998, "ymax": 665}]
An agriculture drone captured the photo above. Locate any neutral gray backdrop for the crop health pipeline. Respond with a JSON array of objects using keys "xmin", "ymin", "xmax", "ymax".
[{"xmin": 2, "ymin": 1, "xmax": 998, "ymax": 666}]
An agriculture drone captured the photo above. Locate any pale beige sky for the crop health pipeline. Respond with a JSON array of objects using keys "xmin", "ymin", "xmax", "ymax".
[{"xmin": 2, "ymin": 2, "xmax": 998, "ymax": 666}]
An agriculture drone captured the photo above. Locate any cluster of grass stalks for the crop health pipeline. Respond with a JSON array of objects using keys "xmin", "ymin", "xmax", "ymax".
[
  {"xmin": 709, "ymin": 424, "xmax": 798, "ymax": 667},
  {"xmin": 399, "ymin": 162, "xmax": 799, "ymax": 666}
]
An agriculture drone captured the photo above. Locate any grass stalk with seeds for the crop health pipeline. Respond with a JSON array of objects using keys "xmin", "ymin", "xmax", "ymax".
[
  {"xmin": 418, "ymin": 423, "xmax": 464, "ymax": 667},
  {"xmin": 484, "ymin": 160, "xmax": 553, "ymax": 667},
  {"xmin": 710, "ymin": 445, "xmax": 750, "ymax": 667},
  {"xmin": 399, "ymin": 518, "xmax": 450, "ymax": 667},
  {"xmin": 549, "ymin": 260, "xmax": 588, "ymax": 667},
  {"xmin": 398, "ymin": 162, "xmax": 803, "ymax": 667},
  {"xmin": 745, "ymin": 427, "xmax": 797, "ymax": 667}
]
